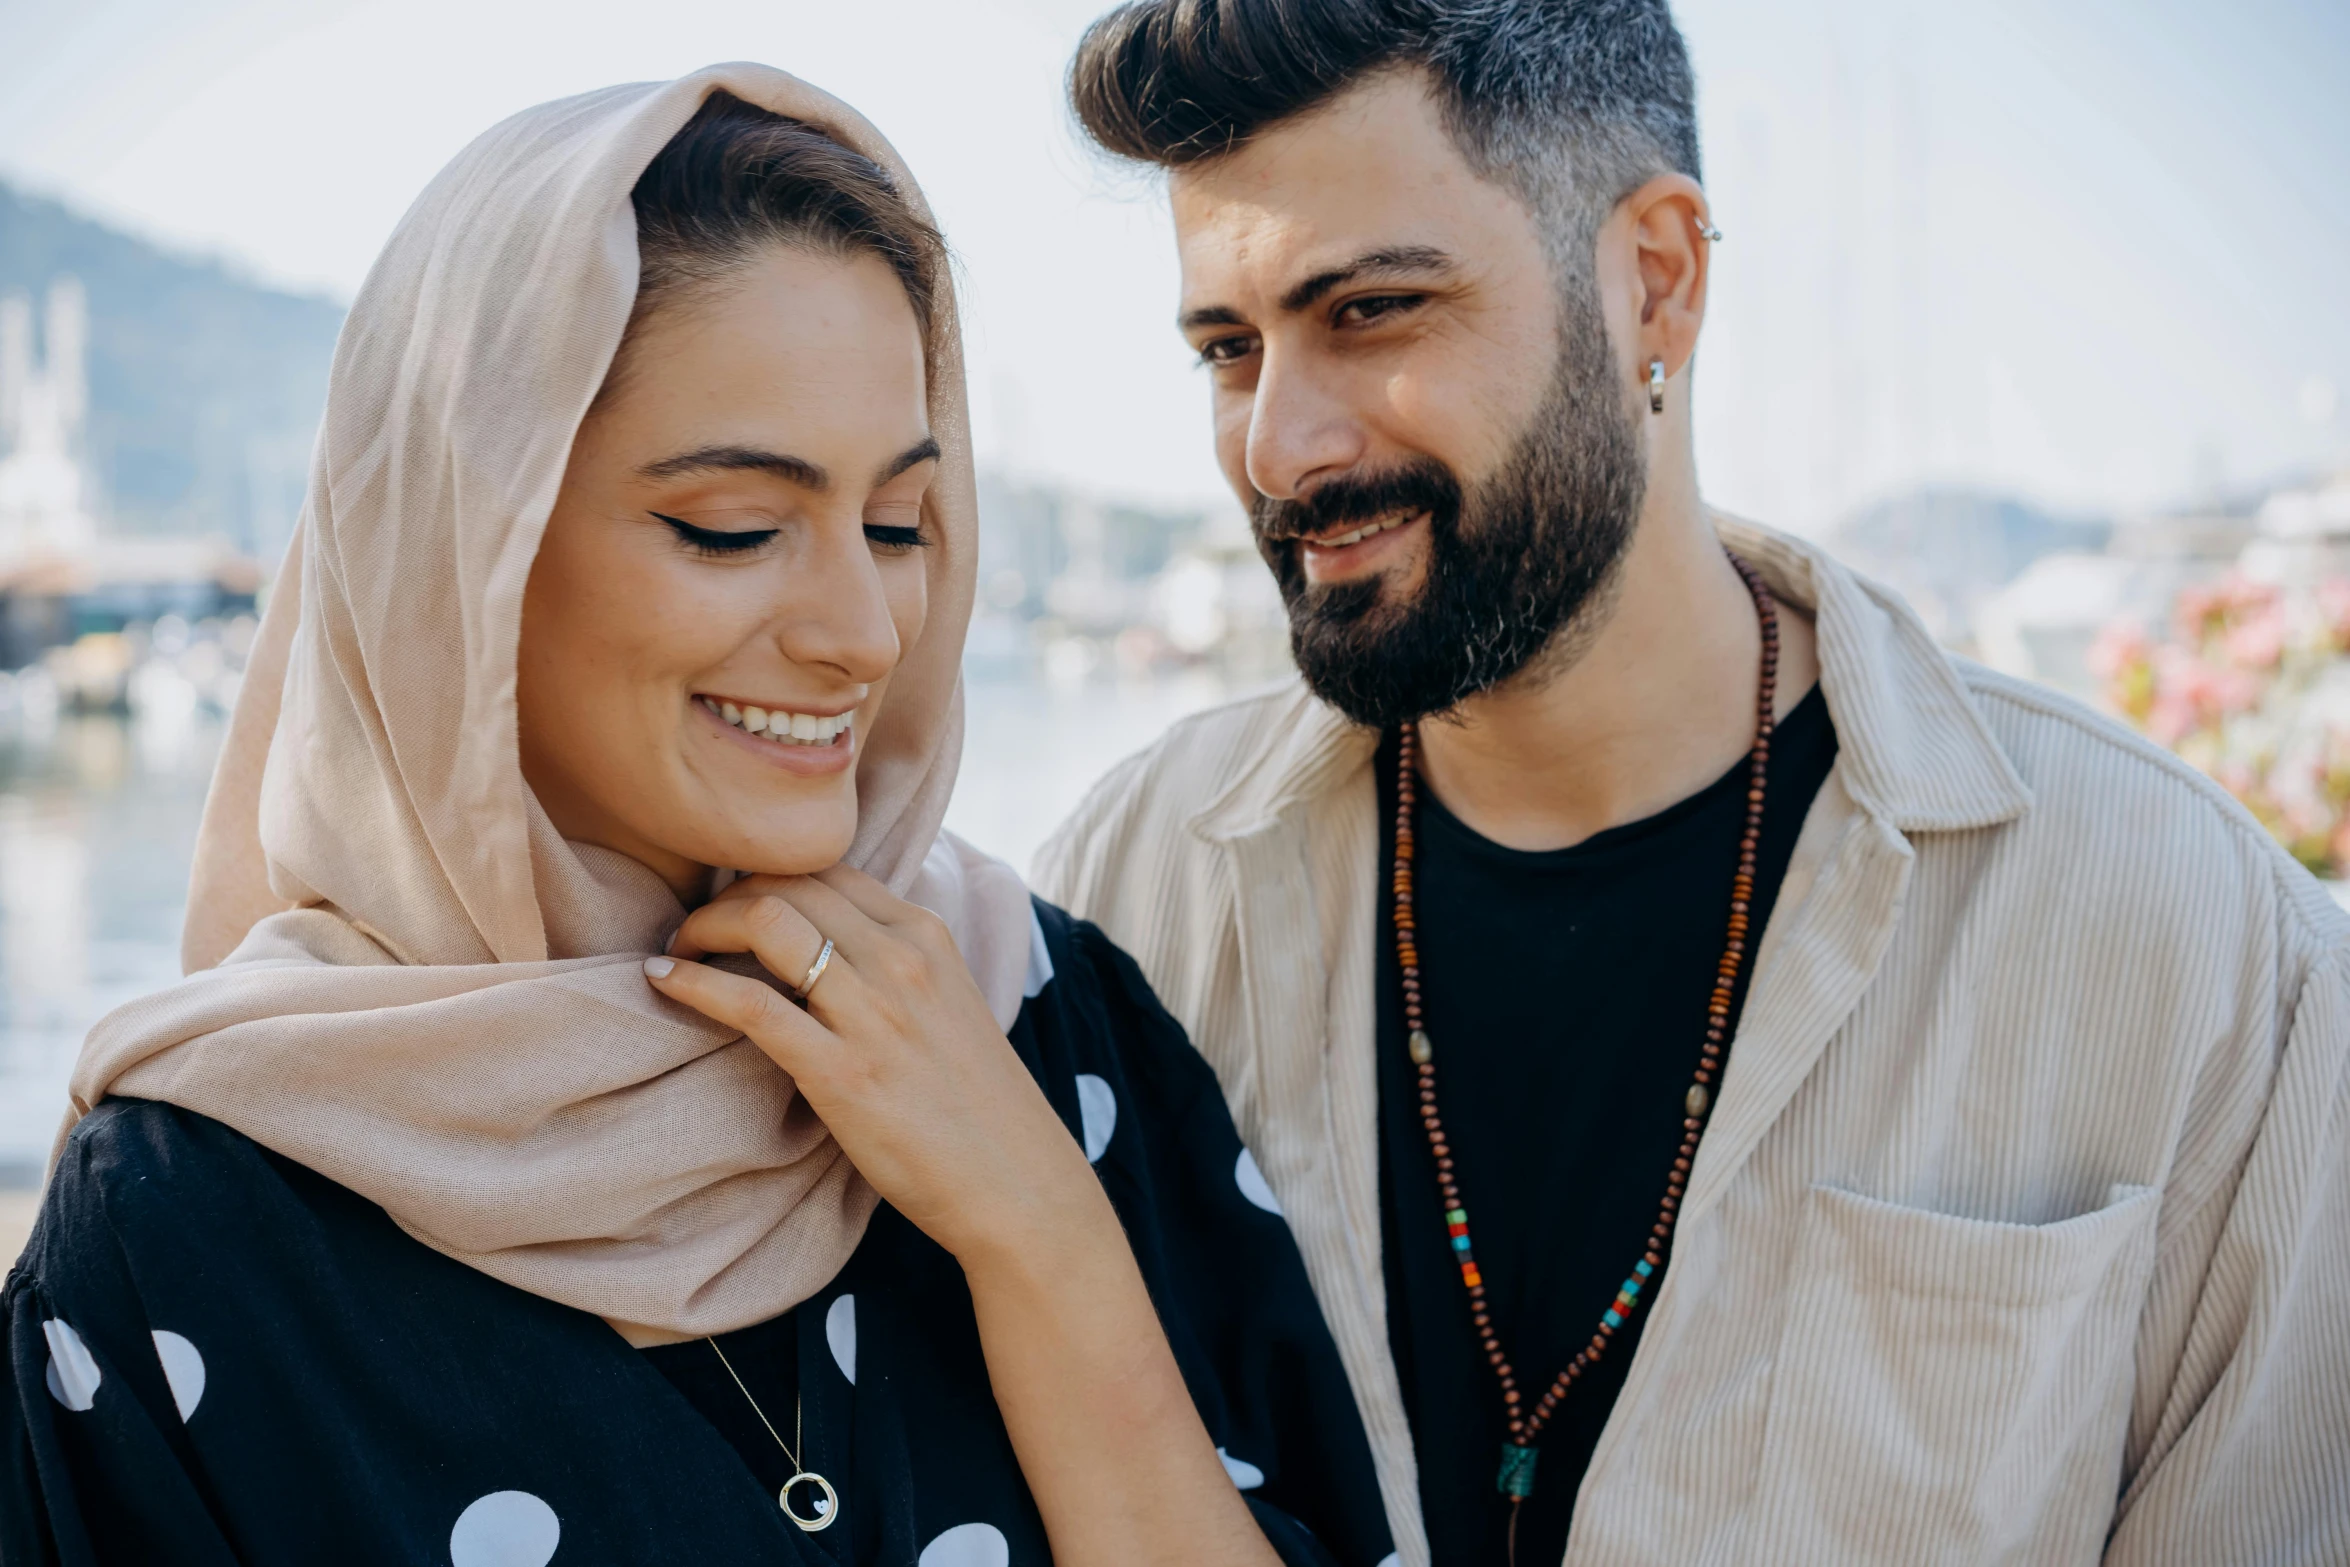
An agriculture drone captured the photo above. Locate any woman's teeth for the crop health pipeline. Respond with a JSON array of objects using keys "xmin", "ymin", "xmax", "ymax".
[
  {"xmin": 1313, "ymin": 513, "xmax": 1416, "ymax": 549},
  {"xmin": 700, "ymin": 697, "xmax": 853, "ymax": 746}
]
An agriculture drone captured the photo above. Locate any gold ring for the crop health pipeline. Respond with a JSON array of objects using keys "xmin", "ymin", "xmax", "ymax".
[{"xmin": 796, "ymin": 937, "xmax": 836, "ymax": 999}]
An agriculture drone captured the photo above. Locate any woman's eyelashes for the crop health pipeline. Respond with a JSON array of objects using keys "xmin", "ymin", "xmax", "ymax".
[
  {"xmin": 653, "ymin": 511, "xmax": 927, "ymax": 557},
  {"xmin": 653, "ymin": 512, "xmax": 777, "ymax": 557},
  {"xmin": 863, "ymin": 523, "xmax": 927, "ymax": 554}
]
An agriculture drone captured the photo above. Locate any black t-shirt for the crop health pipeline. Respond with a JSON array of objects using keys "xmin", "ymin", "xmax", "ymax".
[{"xmin": 1377, "ymin": 686, "xmax": 1837, "ymax": 1566}]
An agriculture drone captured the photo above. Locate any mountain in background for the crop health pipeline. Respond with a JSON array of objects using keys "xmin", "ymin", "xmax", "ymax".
[
  {"xmin": 0, "ymin": 181, "xmax": 342, "ymax": 559},
  {"xmin": 1828, "ymin": 487, "xmax": 2112, "ymax": 647}
]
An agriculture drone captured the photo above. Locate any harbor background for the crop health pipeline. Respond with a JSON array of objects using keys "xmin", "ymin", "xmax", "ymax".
[{"xmin": 2, "ymin": 0, "xmax": 2347, "ymax": 1257}]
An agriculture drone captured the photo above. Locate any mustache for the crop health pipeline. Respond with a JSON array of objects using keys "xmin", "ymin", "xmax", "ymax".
[{"xmin": 1250, "ymin": 461, "xmax": 1462, "ymax": 544}]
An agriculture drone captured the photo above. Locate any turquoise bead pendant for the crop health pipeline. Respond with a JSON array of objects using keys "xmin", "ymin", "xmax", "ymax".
[{"xmin": 1496, "ymin": 1442, "xmax": 1540, "ymax": 1499}]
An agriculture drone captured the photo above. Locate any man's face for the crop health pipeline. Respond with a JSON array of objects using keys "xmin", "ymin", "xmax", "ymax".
[{"xmin": 1171, "ymin": 69, "xmax": 1648, "ymax": 727}]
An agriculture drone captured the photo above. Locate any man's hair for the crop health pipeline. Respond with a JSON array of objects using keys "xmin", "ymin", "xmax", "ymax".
[{"xmin": 1069, "ymin": 0, "xmax": 1700, "ymax": 271}]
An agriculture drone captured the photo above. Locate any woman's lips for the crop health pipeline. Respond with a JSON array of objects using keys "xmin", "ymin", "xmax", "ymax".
[
  {"xmin": 694, "ymin": 696, "xmax": 856, "ymax": 775},
  {"xmin": 697, "ymin": 695, "xmax": 853, "ymax": 746}
]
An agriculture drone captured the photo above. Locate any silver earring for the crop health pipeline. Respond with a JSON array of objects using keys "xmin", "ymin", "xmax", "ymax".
[
  {"xmin": 1648, "ymin": 358, "xmax": 1667, "ymax": 414},
  {"xmin": 1696, "ymin": 220, "xmax": 1723, "ymax": 242}
]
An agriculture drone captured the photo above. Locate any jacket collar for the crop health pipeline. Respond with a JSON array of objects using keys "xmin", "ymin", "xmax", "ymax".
[{"xmin": 1190, "ymin": 515, "xmax": 2033, "ymax": 844}]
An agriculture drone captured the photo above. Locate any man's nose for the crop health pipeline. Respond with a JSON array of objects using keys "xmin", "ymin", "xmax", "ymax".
[{"xmin": 1243, "ymin": 349, "xmax": 1369, "ymax": 503}]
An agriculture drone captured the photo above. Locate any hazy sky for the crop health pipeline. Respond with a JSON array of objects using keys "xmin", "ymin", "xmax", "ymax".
[{"xmin": 2, "ymin": 0, "xmax": 2344, "ymax": 529}]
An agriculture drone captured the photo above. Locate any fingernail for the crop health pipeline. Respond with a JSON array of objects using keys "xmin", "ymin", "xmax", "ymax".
[{"xmin": 643, "ymin": 956, "xmax": 675, "ymax": 979}]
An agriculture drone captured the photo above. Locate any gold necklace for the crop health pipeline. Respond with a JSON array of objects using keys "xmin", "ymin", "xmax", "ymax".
[{"xmin": 704, "ymin": 1336, "xmax": 839, "ymax": 1533}]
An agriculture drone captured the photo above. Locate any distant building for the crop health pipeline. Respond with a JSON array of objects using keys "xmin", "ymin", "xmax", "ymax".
[
  {"xmin": 2240, "ymin": 471, "xmax": 2350, "ymax": 581},
  {"xmin": 968, "ymin": 472, "xmax": 1290, "ymax": 682},
  {"xmin": 0, "ymin": 277, "xmax": 97, "ymax": 564},
  {"xmin": 1826, "ymin": 487, "xmax": 2110, "ymax": 649},
  {"xmin": 1971, "ymin": 473, "xmax": 2350, "ymax": 700},
  {"xmin": 0, "ymin": 275, "xmax": 257, "ymax": 670}
]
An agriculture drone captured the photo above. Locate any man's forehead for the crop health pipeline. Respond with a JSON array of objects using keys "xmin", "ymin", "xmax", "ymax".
[
  {"xmin": 1169, "ymin": 164, "xmax": 1518, "ymax": 317},
  {"xmin": 1165, "ymin": 71, "xmax": 1535, "ymax": 314},
  {"xmin": 1171, "ymin": 113, "xmax": 1463, "ymax": 249}
]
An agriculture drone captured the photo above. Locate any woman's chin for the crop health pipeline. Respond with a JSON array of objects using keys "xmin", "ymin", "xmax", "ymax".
[{"xmin": 672, "ymin": 810, "xmax": 858, "ymax": 884}]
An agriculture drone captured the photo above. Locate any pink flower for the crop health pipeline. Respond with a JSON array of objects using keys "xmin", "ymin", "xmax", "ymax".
[
  {"xmin": 2220, "ymin": 599, "xmax": 2288, "ymax": 670},
  {"xmin": 2147, "ymin": 693, "xmax": 2197, "ymax": 746},
  {"xmin": 2320, "ymin": 580, "xmax": 2350, "ymax": 649},
  {"xmin": 2173, "ymin": 583, "xmax": 2220, "ymax": 643},
  {"xmin": 2087, "ymin": 622, "xmax": 2151, "ymax": 681}
]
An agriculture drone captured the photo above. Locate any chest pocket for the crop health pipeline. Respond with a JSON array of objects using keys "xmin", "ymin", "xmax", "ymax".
[{"xmin": 1744, "ymin": 1182, "xmax": 2158, "ymax": 1567}]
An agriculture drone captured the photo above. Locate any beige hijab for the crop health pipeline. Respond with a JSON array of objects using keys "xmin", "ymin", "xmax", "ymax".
[{"xmin": 63, "ymin": 64, "xmax": 1032, "ymax": 1339}]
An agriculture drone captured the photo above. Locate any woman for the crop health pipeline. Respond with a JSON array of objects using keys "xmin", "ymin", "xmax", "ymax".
[{"xmin": 1, "ymin": 67, "xmax": 1394, "ymax": 1567}]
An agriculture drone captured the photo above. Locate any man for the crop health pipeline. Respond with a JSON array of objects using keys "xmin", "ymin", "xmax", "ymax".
[{"xmin": 1034, "ymin": 3, "xmax": 2350, "ymax": 1564}]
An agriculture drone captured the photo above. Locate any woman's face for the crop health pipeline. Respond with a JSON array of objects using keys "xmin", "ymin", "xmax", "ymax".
[{"xmin": 518, "ymin": 245, "xmax": 936, "ymax": 897}]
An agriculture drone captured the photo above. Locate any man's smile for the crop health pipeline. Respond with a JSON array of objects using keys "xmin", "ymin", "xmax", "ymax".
[{"xmin": 1297, "ymin": 509, "xmax": 1430, "ymax": 583}]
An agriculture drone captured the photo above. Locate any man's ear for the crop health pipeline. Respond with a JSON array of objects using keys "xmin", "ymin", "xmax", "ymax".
[{"xmin": 1621, "ymin": 172, "xmax": 1715, "ymax": 386}]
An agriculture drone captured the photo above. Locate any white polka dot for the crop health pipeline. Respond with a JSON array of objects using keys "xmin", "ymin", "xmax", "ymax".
[
  {"xmin": 1234, "ymin": 1148, "xmax": 1283, "ymax": 1215},
  {"xmin": 151, "ymin": 1330, "xmax": 205, "ymax": 1420},
  {"xmin": 1075, "ymin": 1074, "xmax": 1117, "ymax": 1163},
  {"xmin": 41, "ymin": 1319, "xmax": 99, "ymax": 1411},
  {"xmin": 449, "ymin": 1490, "xmax": 560, "ymax": 1567},
  {"xmin": 918, "ymin": 1521, "xmax": 1010, "ymax": 1567},
  {"xmin": 826, "ymin": 1293, "xmax": 857, "ymax": 1385},
  {"xmin": 1217, "ymin": 1446, "xmax": 1265, "ymax": 1490}
]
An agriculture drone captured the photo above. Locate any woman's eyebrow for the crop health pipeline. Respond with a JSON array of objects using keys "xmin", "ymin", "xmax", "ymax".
[
  {"xmin": 637, "ymin": 445, "xmax": 829, "ymax": 490},
  {"xmin": 875, "ymin": 436, "xmax": 941, "ymax": 485},
  {"xmin": 635, "ymin": 437, "xmax": 940, "ymax": 491}
]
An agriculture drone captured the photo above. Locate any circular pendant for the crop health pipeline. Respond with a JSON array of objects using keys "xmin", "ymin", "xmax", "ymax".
[{"xmin": 779, "ymin": 1471, "xmax": 839, "ymax": 1533}]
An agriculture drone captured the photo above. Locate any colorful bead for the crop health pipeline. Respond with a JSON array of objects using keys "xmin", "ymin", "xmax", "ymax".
[
  {"xmin": 1496, "ymin": 1443, "xmax": 1540, "ymax": 1499},
  {"xmin": 1393, "ymin": 550, "xmax": 1778, "ymax": 1495}
]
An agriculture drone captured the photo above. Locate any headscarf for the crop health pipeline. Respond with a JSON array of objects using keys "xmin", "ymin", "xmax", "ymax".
[{"xmin": 62, "ymin": 64, "xmax": 1033, "ymax": 1339}]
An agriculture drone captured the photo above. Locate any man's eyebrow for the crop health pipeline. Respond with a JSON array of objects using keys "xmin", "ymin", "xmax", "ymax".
[
  {"xmin": 1177, "ymin": 303, "xmax": 1250, "ymax": 334},
  {"xmin": 637, "ymin": 445, "xmax": 829, "ymax": 490},
  {"xmin": 1177, "ymin": 246, "xmax": 1460, "ymax": 334},
  {"xmin": 875, "ymin": 436, "xmax": 941, "ymax": 485},
  {"xmin": 1278, "ymin": 245, "xmax": 1457, "ymax": 314}
]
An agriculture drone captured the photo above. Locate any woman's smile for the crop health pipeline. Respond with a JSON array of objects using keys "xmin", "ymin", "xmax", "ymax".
[{"xmin": 694, "ymin": 692, "xmax": 860, "ymax": 776}]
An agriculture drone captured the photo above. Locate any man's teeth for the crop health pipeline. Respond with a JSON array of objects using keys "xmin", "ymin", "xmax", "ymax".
[
  {"xmin": 699, "ymin": 697, "xmax": 853, "ymax": 746},
  {"xmin": 1313, "ymin": 513, "xmax": 1415, "ymax": 549}
]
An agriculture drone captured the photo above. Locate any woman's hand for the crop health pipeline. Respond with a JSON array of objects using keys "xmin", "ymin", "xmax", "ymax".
[
  {"xmin": 642, "ymin": 867, "xmax": 1109, "ymax": 1269},
  {"xmin": 646, "ymin": 869, "xmax": 1280, "ymax": 1567}
]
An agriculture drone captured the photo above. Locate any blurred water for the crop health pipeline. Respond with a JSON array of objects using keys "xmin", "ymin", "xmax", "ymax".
[
  {"xmin": 0, "ymin": 668, "xmax": 1235, "ymax": 1173},
  {"xmin": 0, "ymin": 704, "xmax": 223, "ymax": 1178}
]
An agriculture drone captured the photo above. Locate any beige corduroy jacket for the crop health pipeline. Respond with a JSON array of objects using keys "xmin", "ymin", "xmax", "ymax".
[{"xmin": 1035, "ymin": 519, "xmax": 2350, "ymax": 1567}]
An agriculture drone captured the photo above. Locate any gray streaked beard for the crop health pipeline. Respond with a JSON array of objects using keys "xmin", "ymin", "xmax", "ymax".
[{"xmin": 1249, "ymin": 283, "xmax": 1648, "ymax": 730}]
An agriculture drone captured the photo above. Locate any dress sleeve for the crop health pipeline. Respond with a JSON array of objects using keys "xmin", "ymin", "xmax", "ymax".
[
  {"xmin": 1028, "ymin": 906, "xmax": 1395, "ymax": 1567},
  {"xmin": 2103, "ymin": 938, "xmax": 2350, "ymax": 1564},
  {"xmin": 2, "ymin": 1133, "xmax": 243, "ymax": 1566}
]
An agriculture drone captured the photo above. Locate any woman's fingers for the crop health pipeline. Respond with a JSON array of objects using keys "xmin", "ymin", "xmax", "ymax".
[
  {"xmin": 809, "ymin": 864, "xmax": 915, "ymax": 926},
  {"xmin": 641, "ymin": 955, "xmax": 840, "ymax": 1076},
  {"xmin": 744, "ymin": 874, "xmax": 907, "ymax": 975},
  {"xmin": 669, "ymin": 886, "xmax": 828, "ymax": 971},
  {"xmin": 666, "ymin": 886, "xmax": 881, "ymax": 1026}
]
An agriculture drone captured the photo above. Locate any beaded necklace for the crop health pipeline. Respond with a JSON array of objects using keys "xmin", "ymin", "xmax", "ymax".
[{"xmin": 1390, "ymin": 551, "xmax": 1779, "ymax": 1564}]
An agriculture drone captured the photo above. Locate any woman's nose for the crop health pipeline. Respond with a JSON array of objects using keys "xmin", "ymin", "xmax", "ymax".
[{"xmin": 775, "ymin": 525, "xmax": 902, "ymax": 684}]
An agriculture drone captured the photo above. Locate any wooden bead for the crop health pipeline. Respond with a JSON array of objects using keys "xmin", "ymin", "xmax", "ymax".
[{"xmin": 1387, "ymin": 549, "xmax": 1778, "ymax": 1455}]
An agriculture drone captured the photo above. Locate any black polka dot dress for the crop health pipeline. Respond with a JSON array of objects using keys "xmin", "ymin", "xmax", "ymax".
[{"xmin": 1, "ymin": 902, "xmax": 1396, "ymax": 1567}]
